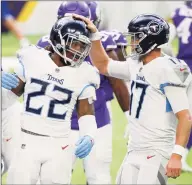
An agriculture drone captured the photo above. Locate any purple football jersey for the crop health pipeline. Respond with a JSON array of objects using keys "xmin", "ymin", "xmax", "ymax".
[
  {"xmin": 171, "ymin": 5, "xmax": 192, "ymax": 69},
  {"xmin": 100, "ymin": 31, "xmax": 117, "ymax": 51},
  {"xmin": 109, "ymin": 30, "xmax": 128, "ymax": 46},
  {"xmin": 99, "ymin": 31, "xmax": 118, "ymax": 101}
]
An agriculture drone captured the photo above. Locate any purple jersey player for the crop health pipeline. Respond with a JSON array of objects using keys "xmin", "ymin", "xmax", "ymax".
[
  {"xmin": 171, "ymin": 0, "xmax": 192, "ymax": 172},
  {"xmin": 99, "ymin": 31, "xmax": 117, "ymax": 103},
  {"xmin": 86, "ymin": 3, "xmax": 130, "ymax": 183},
  {"xmin": 171, "ymin": 1, "xmax": 192, "ymax": 70},
  {"xmin": 87, "ymin": 1, "xmax": 129, "ymax": 118}
]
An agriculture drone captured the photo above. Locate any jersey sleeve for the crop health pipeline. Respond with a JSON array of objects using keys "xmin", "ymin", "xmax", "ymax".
[
  {"xmin": 16, "ymin": 46, "xmax": 32, "ymax": 82},
  {"xmin": 78, "ymin": 66, "xmax": 100, "ymax": 101},
  {"xmin": 100, "ymin": 31, "xmax": 117, "ymax": 51},
  {"xmin": 187, "ymin": 80, "xmax": 192, "ymax": 114},
  {"xmin": 159, "ymin": 60, "xmax": 191, "ymax": 114},
  {"xmin": 107, "ymin": 59, "xmax": 131, "ymax": 81},
  {"xmin": 16, "ymin": 45, "xmax": 46, "ymax": 82},
  {"xmin": 36, "ymin": 35, "xmax": 50, "ymax": 48}
]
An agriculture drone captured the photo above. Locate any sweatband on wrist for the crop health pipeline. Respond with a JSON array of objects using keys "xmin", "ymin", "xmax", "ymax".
[
  {"xmin": 78, "ymin": 115, "xmax": 97, "ymax": 140},
  {"xmin": 172, "ymin": 145, "xmax": 185, "ymax": 157},
  {"xmin": 89, "ymin": 31, "xmax": 102, "ymax": 41}
]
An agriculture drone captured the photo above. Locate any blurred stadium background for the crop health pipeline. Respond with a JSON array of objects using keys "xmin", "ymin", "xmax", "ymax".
[{"xmin": 1, "ymin": 1, "xmax": 192, "ymax": 184}]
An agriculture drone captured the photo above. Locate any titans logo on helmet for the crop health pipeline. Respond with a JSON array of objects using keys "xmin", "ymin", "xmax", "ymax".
[{"xmin": 147, "ymin": 21, "xmax": 163, "ymax": 35}]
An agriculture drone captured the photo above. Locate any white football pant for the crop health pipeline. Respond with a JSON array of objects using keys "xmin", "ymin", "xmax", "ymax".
[
  {"xmin": 7, "ymin": 131, "xmax": 73, "ymax": 184},
  {"xmin": 116, "ymin": 150, "xmax": 168, "ymax": 184},
  {"xmin": 2, "ymin": 101, "xmax": 22, "ymax": 174}
]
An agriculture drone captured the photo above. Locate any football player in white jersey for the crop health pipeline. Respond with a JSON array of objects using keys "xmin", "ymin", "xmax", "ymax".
[
  {"xmin": 2, "ymin": 16, "xmax": 100, "ymax": 184},
  {"xmin": 73, "ymin": 13, "xmax": 192, "ymax": 184}
]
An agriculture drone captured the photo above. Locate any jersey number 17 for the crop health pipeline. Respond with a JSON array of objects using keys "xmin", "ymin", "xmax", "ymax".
[{"xmin": 130, "ymin": 81, "xmax": 148, "ymax": 119}]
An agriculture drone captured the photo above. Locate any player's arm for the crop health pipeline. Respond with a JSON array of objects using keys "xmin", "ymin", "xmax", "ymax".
[
  {"xmin": 77, "ymin": 98, "xmax": 96, "ymax": 136},
  {"xmin": 72, "ymin": 14, "xmax": 131, "ymax": 81},
  {"xmin": 74, "ymin": 98, "xmax": 97, "ymax": 159},
  {"xmin": 106, "ymin": 50, "xmax": 130, "ymax": 113},
  {"xmin": 165, "ymin": 85, "xmax": 192, "ymax": 148},
  {"xmin": 74, "ymin": 67, "xmax": 99, "ymax": 159},
  {"xmin": 163, "ymin": 80, "xmax": 192, "ymax": 178}
]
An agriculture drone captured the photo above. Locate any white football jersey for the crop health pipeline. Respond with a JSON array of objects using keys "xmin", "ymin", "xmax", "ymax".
[
  {"xmin": 16, "ymin": 45, "xmax": 100, "ymax": 137},
  {"xmin": 108, "ymin": 55, "xmax": 192, "ymax": 158}
]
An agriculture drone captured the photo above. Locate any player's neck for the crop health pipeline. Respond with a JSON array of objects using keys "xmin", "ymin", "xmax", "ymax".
[
  {"xmin": 50, "ymin": 52, "xmax": 65, "ymax": 67},
  {"xmin": 142, "ymin": 49, "xmax": 161, "ymax": 65}
]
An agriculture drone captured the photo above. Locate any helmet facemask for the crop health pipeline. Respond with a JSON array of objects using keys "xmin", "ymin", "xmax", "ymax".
[
  {"xmin": 122, "ymin": 32, "xmax": 147, "ymax": 60},
  {"xmin": 49, "ymin": 31, "xmax": 91, "ymax": 67}
]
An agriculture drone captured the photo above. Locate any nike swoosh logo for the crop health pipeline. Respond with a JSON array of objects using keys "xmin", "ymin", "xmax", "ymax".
[
  {"xmin": 61, "ymin": 145, "xmax": 69, "ymax": 150},
  {"xmin": 147, "ymin": 155, "xmax": 156, "ymax": 159},
  {"xmin": 5, "ymin": 137, "xmax": 12, "ymax": 142},
  {"xmin": 180, "ymin": 68, "xmax": 186, "ymax": 72}
]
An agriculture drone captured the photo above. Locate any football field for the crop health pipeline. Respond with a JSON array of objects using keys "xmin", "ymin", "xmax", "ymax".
[{"xmin": 2, "ymin": 33, "xmax": 192, "ymax": 184}]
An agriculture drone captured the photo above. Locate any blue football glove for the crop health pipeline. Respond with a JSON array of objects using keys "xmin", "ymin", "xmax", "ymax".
[
  {"xmin": 2, "ymin": 71, "xmax": 19, "ymax": 90},
  {"xmin": 75, "ymin": 135, "xmax": 94, "ymax": 159}
]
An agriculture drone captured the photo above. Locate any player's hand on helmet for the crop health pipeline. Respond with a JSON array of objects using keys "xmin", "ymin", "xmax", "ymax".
[
  {"xmin": 72, "ymin": 13, "xmax": 98, "ymax": 33},
  {"xmin": 75, "ymin": 135, "xmax": 94, "ymax": 159},
  {"xmin": 2, "ymin": 71, "xmax": 19, "ymax": 90},
  {"xmin": 165, "ymin": 154, "xmax": 182, "ymax": 179}
]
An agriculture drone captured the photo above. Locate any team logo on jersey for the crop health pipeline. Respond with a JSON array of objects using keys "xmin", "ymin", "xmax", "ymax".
[
  {"xmin": 147, "ymin": 21, "xmax": 163, "ymax": 35},
  {"xmin": 21, "ymin": 144, "xmax": 26, "ymax": 149},
  {"xmin": 136, "ymin": 74, "xmax": 146, "ymax": 82},
  {"xmin": 47, "ymin": 74, "xmax": 64, "ymax": 85}
]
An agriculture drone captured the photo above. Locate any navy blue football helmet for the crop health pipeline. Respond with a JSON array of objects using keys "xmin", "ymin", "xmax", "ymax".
[
  {"xmin": 57, "ymin": 1, "xmax": 91, "ymax": 20},
  {"xmin": 86, "ymin": 1, "xmax": 101, "ymax": 28},
  {"xmin": 123, "ymin": 14, "xmax": 170, "ymax": 59},
  {"xmin": 185, "ymin": 1, "xmax": 192, "ymax": 8},
  {"xmin": 49, "ymin": 16, "xmax": 91, "ymax": 67}
]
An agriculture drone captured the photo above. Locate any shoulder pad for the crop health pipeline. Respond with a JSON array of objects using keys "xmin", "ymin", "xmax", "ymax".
[
  {"xmin": 81, "ymin": 63, "xmax": 100, "ymax": 89},
  {"xmin": 165, "ymin": 56, "xmax": 191, "ymax": 83},
  {"xmin": 99, "ymin": 31, "xmax": 117, "ymax": 51}
]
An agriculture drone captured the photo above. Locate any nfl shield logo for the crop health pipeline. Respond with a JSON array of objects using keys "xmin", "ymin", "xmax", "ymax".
[{"xmin": 21, "ymin": 144, "xmax": 26, "ymax": 149}]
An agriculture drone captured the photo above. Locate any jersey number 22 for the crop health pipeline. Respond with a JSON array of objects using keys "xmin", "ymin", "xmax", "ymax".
[{"xmin": 26, "ymin": 78, "xmax": 73, "ymax": 120}]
